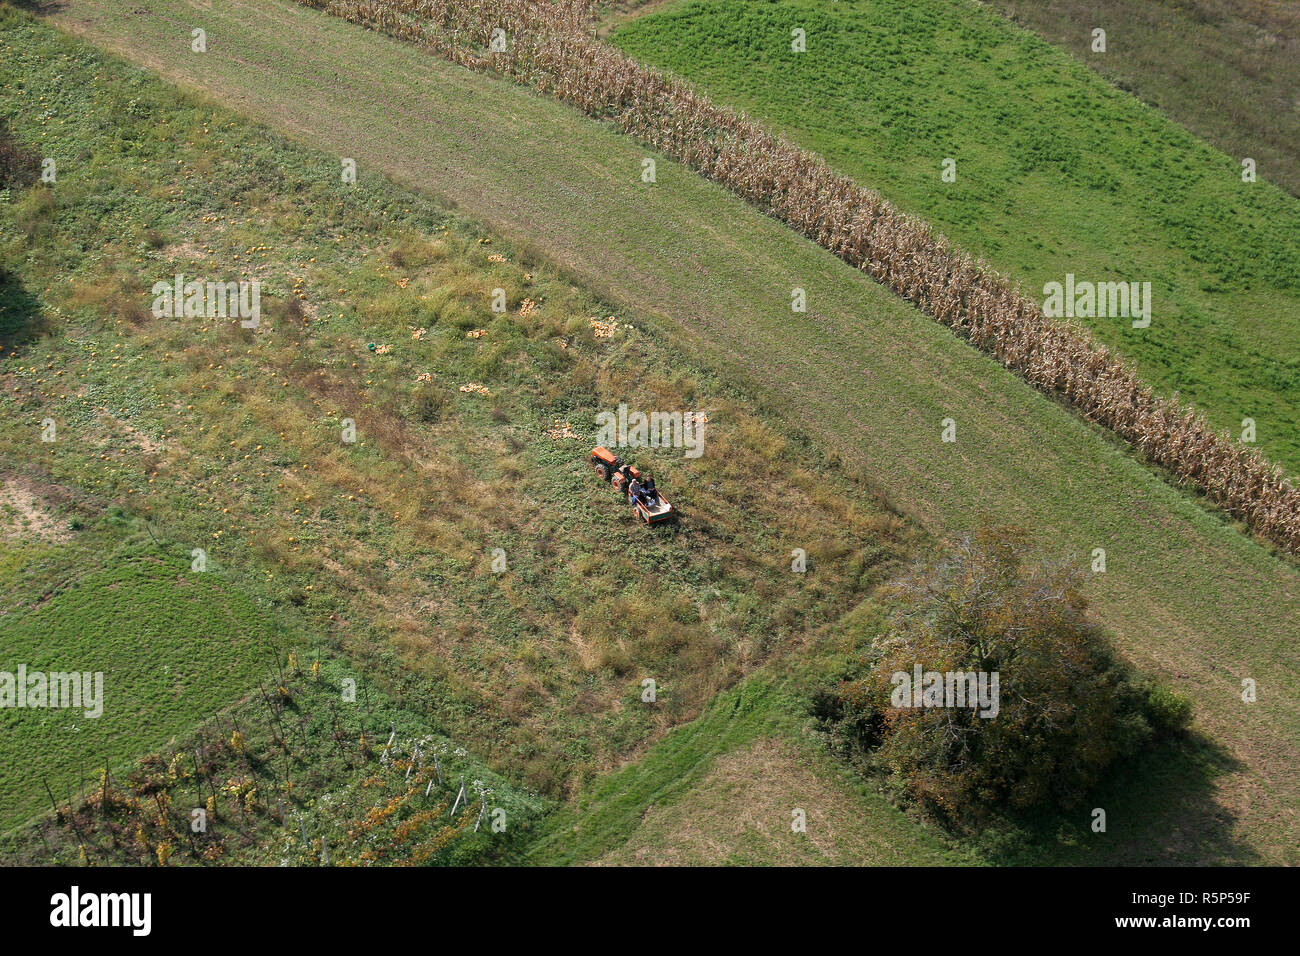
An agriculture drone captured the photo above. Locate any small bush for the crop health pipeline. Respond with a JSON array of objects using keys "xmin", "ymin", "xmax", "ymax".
[
  {"xmin": 388, "ymin": 235, "xmax": 448, "ymax": 269},
  {"xmin": 1143, "ymin": 683, "xmax": 1194, "ymax": 737},
  {"xmin": 411, "ymin": 388, "xmax": 451, "ymax": 423},
  {"xmin": 14, "ymin": 185, "xmax": 55, "ymax": 243}
]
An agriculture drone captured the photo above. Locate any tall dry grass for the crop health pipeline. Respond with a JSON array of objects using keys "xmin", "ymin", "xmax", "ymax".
[{"xmin": 300, "ymin": 0, "xmax": 1300, "ymax": 554}]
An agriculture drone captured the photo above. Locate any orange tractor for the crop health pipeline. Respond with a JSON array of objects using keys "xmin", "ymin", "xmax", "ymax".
[{"xmin": 589, "ymin": 446, "xmax": 674, "ymax": 525}]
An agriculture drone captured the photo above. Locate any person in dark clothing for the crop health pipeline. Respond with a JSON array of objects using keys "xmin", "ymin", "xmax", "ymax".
[{"xmin": 642, "ymin": 476, "xmax": 657, "ymax": 503}]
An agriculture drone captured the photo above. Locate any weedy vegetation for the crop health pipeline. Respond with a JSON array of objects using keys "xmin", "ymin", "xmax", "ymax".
[{"xmin": 0, "ymin": 6, "xmax": 907, "ymax": 854}]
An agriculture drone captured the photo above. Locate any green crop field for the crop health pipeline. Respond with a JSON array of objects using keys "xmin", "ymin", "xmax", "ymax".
[
  {"xmin": 610, "ymin": 0, "xmax": 1300, "ymax": 476},
  {"xmin": 0, "ymin": 649, "xmax": 551, "ymax": 865},
  {"xmin": 3, "ymin": 0, "xmax": 1298, "ymax": 868}
]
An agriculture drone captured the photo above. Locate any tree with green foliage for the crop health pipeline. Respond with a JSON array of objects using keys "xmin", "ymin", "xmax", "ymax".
[{"xmin": 819, "ymin": 524, "xmax": 1190, "ymax": 822}]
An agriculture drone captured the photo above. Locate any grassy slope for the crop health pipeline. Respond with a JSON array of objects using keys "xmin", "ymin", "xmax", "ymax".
[
  {"xmin": 610, "ymin": 0, "xmax": 1300, "ymax": 477},
  {"xmin": 525, "ymin": 675, "xmax": 973, "ymax": 866},
  {"xmin": 36, "ymin": 0, "xmax": 1300, "ymax": 863},
  {"xmin": 528, "ymin": 608, "xmax": 1252, "ymax": 867},
  {"xmin": 985, "ymin": 0, "xmax": 1300, "ymax": 199},
  {"xmin": 0, "ymin": 5, "xmax": 906, "ymax": 851}
]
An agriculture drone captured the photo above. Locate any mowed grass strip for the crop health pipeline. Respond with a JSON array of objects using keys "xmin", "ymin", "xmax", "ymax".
[
  {"xmin": 292, "ymin": 1, "xmax": 1300, "ymax": 556},
  {"xmin": 36, "ymin": 0, "xmax": 1300, "ymax": 861},
  {"xmin": 611, "ymin": 0, "xmax": 1300, "ymax": 476}
]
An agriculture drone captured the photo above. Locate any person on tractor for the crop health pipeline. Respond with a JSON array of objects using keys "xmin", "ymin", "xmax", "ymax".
[
  {"xmin": 632, "ymin": 476, "xmax": 657, "ymax": 511},
  {"xmin": 628, "ymin": 475, "xmax": 643, "ymax": 503}
]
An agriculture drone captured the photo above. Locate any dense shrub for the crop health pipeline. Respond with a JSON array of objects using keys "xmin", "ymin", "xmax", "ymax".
[{"xmin": 818, "ymin": 525, "xmax": 1191, "ymax": 821}]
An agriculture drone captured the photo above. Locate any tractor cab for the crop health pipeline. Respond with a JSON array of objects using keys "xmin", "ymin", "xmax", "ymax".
[
  {"xmin": 591, "ymin": 446, "xmax": 640, "ymax": 492},
  {"xmin": 590, "ymin": 446, "xmax": 623, "ymax": 481}
]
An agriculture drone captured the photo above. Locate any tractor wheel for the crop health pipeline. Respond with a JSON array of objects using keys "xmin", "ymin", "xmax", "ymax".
[{"xmin": 593, "ymin": 461, "xmax": 610, "ymax": 481}]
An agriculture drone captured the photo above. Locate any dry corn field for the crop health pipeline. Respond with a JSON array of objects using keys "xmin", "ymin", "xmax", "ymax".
[{"xmin": 301, "ymin": 0, "xmax": 1300, "ymax": 555}]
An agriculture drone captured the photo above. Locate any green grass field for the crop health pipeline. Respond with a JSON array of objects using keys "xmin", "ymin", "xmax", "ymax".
[
  {"xmin": 985, "ymin": 0, "xmax": 1300, "ymax": 199},
  {"xmin": 610, "ymin": 0, "xmax": 1300, "ymax": 476},
  {"xmin": 526, "ymin": 644, "xmax": 1250, "ymax": 866},
  {"xmin": 5, "ymin": 0, "xmax": 1300, "ymax": 863}
]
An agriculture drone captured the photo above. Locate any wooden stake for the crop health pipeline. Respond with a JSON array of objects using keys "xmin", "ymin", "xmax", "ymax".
[{"xmin": 450, "ymin": 775, "xmax": 466, "ymax": 817}]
